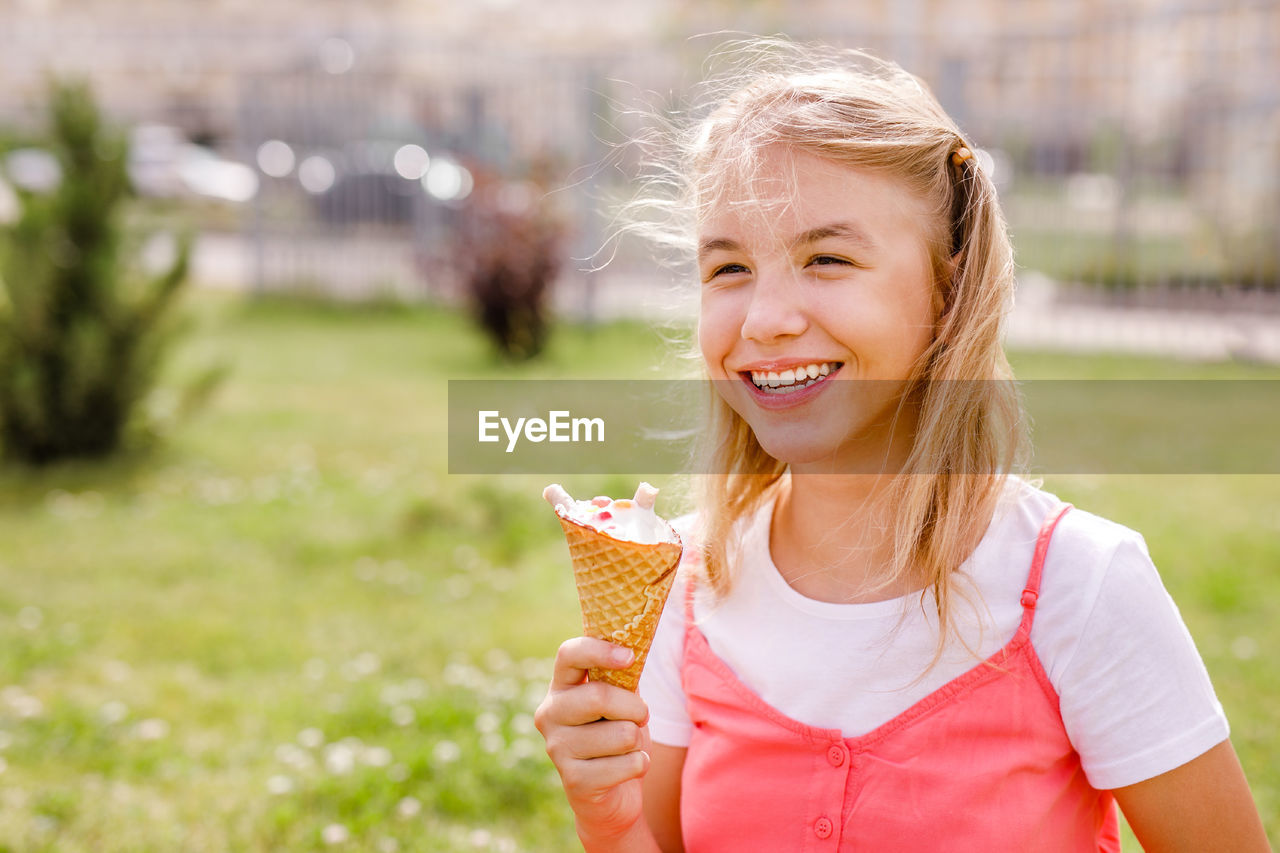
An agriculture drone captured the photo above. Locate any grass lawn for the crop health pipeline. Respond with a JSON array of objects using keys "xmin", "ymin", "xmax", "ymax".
[{"xmin": 0, "ymin": 290, "xmax": 1275, "ymax": 850}]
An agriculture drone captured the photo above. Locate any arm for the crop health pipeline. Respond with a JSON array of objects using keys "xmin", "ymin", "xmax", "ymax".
[
  {"xmin": 643, "ymin": 742, "xmax": 687, "ymax": 853},
  {"xmin": 1112, "ymin": 739, "xmax": 1270, "ymax": 852}
]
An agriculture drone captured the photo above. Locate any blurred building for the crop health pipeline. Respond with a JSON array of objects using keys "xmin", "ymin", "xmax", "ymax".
[
  {"xmin": 0, "ymin": 0, "xmax": 679, "ymax": 145},
  {"xmin": 5, "ymin": 1, "xmax": 1272, "ymax": 149},
  {"xmin": 2, "ymin": 0, "xmax": 1276, "ymax": 296}
]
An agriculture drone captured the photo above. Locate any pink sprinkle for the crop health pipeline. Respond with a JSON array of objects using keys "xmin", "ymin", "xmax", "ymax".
[
  {"xmin": 591, "ymin": 496, "xmax": 611, "ymax": 507},
  {"xmin": 597, "ymin": 511, "xmax": 612, "ymax": 520}
]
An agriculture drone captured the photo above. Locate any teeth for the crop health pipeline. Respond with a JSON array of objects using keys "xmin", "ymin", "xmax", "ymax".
[{"xmin": 746, "ymin": 362, "xmax": 840, "ymax": 392}]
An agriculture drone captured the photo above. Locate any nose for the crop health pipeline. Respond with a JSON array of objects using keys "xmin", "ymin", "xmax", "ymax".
[{"xmin": 739, "ymin": 267, "xmax": 809, "ymax": 343}]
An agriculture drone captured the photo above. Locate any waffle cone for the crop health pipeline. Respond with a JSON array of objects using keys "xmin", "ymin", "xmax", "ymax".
[{"xmin": 557, "ymin": 515, "xmax": 682, "ymax": 691}]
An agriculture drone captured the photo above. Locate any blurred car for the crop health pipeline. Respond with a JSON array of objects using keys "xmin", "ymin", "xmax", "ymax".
[
  {"xmin": 305, "ymin": 140, "xmax": 472, "ymax": 225},
  {"xmin": 128, "ymin": 124, "xmax": 258, "ymax": 203},
  {"xmin": 310, "ymin": 140, "xmax": 420, "ymax": 225},
  {"xmin": 175, "ymin": 146, "xmax": 258, "ymax": 203}
]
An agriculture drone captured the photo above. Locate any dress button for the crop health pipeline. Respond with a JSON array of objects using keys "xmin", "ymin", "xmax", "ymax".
[
  {"xmin": 827, "ymin": 744, "xmax": 846, "ymax": 766},
  {"xmin": 814, "ymin": 817, "xmax": 833, "ymax": 839}
]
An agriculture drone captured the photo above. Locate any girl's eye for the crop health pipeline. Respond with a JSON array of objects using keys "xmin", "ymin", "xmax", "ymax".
[
  {"xmin": 808, "ymin": 255, "xmax": 853, "ymax": 267},
  {"xmin": 708, "ymin": 263, "xmax": 750, "ymax": 279}
]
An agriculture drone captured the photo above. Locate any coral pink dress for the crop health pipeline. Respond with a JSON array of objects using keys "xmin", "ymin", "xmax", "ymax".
[{"xmin": 678, "ymin": 504, "xmax": 1121, "ymax": 851}]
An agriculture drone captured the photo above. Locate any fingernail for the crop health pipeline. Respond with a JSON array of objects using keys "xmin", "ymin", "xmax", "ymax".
[{"xmin": 613, "ymin": 646, "xmax": 634, "ymax": 666}]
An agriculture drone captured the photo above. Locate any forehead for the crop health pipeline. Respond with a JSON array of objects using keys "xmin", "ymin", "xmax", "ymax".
[{"xmin": 696, "ymin": 146, "xmax": 932, "ymax": 247}]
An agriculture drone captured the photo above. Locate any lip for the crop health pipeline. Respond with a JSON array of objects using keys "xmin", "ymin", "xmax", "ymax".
[
  {"xmin": 735, "ymin": 362, "xmax": 843, "ymax": 411},
  {"xmin": 734, "ymin": 358, "xmax": 842, "ymax": 373}
]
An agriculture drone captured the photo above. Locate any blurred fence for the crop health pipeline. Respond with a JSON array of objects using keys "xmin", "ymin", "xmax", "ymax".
[
  {"xmin": 234, "ymin": 22, "xmax": 1279, "ymax": 305},
  {"xmin": 3, "ymin": 6, "xmax": 1279, "ymax": 358},
  {"xmin": 234, "ymin": 46, "xmax": 613, "ymax": 304},
  {"xmin": 223, "ymin": 40, "xmax": 712, "ymax": 326}
]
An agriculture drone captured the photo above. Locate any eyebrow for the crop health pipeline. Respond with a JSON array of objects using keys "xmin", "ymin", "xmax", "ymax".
[
  {"xmin": 697, "ymin": 221, "xmax": 878, "ymax": 261},
  {"xmin": 793, "ymin": 223, "xmax": 878, "ymax": 251}
]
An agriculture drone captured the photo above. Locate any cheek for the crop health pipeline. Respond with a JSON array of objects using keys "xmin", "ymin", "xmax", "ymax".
[
  {"xmin": 696, "ymin": 298, "xmax": 738, "ymax": 374},
  {"xmin": 696, "ymin": 316, "xmax": 720, "ymax": 374}
]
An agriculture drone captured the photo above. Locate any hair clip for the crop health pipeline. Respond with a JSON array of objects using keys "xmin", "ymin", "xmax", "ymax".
[{"xmin": 950, "ymin": 147, "xmax": 973, "ymax": 167}]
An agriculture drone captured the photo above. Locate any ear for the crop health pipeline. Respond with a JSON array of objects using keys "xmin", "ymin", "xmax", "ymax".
[{"xmin": 932, "ymin": 250, "xmax": 964, "ymax": 321}]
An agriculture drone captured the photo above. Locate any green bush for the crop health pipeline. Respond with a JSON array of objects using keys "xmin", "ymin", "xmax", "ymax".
[
  {"xmin": 457, "ymin": 173, "xmax": 565, "ymax": 361},
  {"xmin": 0, "ymin": 78, "xmax": 224, "ymax": 466}
]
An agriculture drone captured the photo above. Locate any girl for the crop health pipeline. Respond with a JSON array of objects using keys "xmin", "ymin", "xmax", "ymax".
[{"xmin": 534, "ymin": 41, "xmax": 1268, "ymax": 851}]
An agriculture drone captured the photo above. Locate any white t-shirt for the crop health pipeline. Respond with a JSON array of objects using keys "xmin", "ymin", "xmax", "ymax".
[{"xmin": 640, "ymin": 477, "xmax": 1229, "ymax": 790}]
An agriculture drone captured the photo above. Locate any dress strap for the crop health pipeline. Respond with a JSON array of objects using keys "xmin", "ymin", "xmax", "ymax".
[{"xmin": 1020, "ymin": 503, "xmax": 1073, "ymax": 620}]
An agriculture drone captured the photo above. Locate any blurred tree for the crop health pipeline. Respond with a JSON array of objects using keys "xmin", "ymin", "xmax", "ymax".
[
  {"xmin": 0, "ymin": 78, "xmax": 226, "ymax": 466},
  {"xmin": 457, "ymin": 164, "xmax": 566, "ymax": 361}
]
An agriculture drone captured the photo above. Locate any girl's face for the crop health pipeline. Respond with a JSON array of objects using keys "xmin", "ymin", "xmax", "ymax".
[{"xmin": 697, "ymin": 146, "xmax": 941, "ymax": 473}]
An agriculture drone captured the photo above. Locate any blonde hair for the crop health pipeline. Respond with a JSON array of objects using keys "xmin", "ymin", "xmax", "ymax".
[{"xmin": 627, "ymin": 39, "xmax": 1029, "ymax": 659}]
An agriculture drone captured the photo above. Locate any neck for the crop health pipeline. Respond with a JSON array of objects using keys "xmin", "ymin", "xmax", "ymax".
[
  {"xmin": 771, "ymin": 473, "xmax": 916, "ymax": 603},
  {"xmin": 764, "ymin": 389, "xmax": 926, "ymax": 602}
]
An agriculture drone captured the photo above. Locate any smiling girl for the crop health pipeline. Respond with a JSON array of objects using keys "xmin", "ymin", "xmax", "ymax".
[{"xmin": 534, "ymin": 41, "xmax": 1268, "ymax": 852}]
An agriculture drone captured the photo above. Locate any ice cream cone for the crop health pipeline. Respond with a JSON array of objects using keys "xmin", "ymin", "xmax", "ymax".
[{"xmin": 557, "ymin": 515, "xmax": 682, "ymax": 692}]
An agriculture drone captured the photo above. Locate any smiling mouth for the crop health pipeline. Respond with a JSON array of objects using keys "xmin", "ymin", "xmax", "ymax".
[{"xmin": 743, "ymin": 362, "xmax": 843, "ymax": 394}]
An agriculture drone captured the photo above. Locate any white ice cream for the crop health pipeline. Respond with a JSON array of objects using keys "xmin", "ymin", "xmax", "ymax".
[{"xmin": 543, "ymin": 482, "xmax": 677, "ymax": 545}]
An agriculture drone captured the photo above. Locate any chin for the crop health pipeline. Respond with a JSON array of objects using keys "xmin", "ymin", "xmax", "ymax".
[
  {"xmin": 748, "ymin": 423, "xmax": 846, "ymax": 468},
  {"xmin": 748, "ymin": 418, "xmax": 908, "ymax": 475}
]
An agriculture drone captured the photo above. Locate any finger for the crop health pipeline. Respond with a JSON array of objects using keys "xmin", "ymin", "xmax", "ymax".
[
  {"xmin": 558, "ymin": 750, "xmax": 650, "ymax": 797},
  {"xmin": 551, "ymin": 637, "xmax": 634, "ymax": 690},
  {"xmin": 544, "ymin": 719, "xmax": 642, "ymax": 766},
  {"xmin": 551, "ymin": 680, "xmax": 649, "ymax": 727},
  {"xmin": 561, "ymin": 719, "xmax": 645, "ymax": 761}
]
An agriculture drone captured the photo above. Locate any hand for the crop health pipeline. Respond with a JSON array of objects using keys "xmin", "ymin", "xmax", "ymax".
[{"xmin": 535, "ymin": 636, "xmax": 654, "ymax": 844}]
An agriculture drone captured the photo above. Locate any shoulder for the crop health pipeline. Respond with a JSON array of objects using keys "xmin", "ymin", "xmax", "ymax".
[
  {"xmin": 960, "ymin": 478, "xmax": 1153, "ymax": 663},
  {"xmin": 1038, "ymin": 498, "xmax": 1159, "ymax": 660},
  {"xmin": 1002, "ymin": 479, "xmax": 1194, "ymax": 690},
  {"xmin": 1000, "ymin": 483, "xmax": 1231, "ymax": 788},
  {"xmin": 993, "ymin": 476, "xmax": 1150, "ymax": 571},
  {"xmin": 1020, "ymin": 477, "xmax": 1156, "ymax": 605},
  {"xmin": 986, "ymin": 478, "xmax": 1160, "ymax": 666}
]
